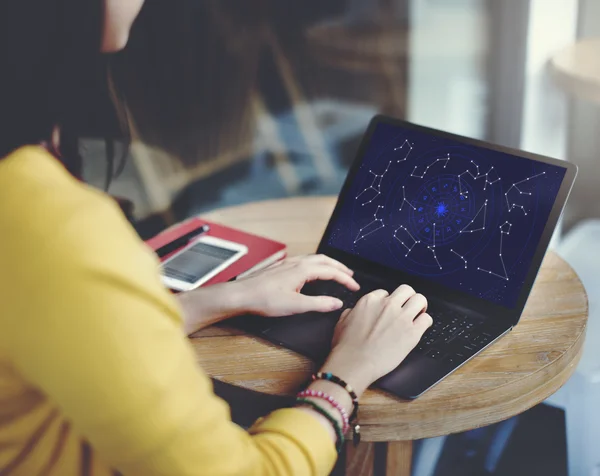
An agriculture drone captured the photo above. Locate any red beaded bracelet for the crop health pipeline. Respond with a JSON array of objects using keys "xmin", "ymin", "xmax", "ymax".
[
  {"xmin": 311, "ymin": 372, "xmax": 361, "ymax": 445},
  {"xmin": 297, "ymin": 389, "xmax": 350, "ymax": 434},
  {"xmin": 311, "ymin": 372, "xmax": 359, "ymax": 422}
]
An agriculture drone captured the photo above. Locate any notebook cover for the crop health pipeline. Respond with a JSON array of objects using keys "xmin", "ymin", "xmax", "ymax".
[{"xmin": 146, "ymin": 217, "xmax": 287, "ymax": 287}]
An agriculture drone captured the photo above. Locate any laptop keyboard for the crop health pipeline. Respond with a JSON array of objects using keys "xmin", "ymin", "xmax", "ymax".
[
  {"xmin": 416, "ymin": 309, "xmax": 495, "ymax": 364},
  {"xmin": 302, "ymin": 278, "xmax": 498, "ymax": 364}
]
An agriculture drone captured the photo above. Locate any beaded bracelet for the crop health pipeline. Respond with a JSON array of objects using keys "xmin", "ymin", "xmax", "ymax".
[
  {"xmin": 296, "ymin": 398, "xmax": 344, "ymax": 453},
  {"xmin": 311, "ymin": 372, "xmax": 359, "ymax": 422},
  {"xmin": 297, "ymin": 389, "xmax": 350, "ymax": 433},
  {"xmin": 312, "ymin": 372, "xmax": 361, "ymax": 445}
]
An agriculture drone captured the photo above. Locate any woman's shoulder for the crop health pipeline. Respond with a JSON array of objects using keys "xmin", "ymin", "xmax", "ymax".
[
  {"xmin": 0, "ymin": 145, "xmax": 81, "ymax": 201},
  {"xmin": 0, "ymin": 145, "xmax": 141, "ymax": 268},
  {"xmin": 0, "ymin": 145, "xmax": 110, "ymax": 226},
  {"xmin": 0, "ymin": 149, "xmax": 178, "ymax": 357}
]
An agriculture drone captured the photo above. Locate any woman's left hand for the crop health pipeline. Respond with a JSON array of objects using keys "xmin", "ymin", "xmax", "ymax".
[
  {"xmin": 234, "ymin": 254, "xmax": 360, "ymax": 317},
  {"xmin": 177, "ymin": 254, "xmax": 359, "ymax": 335}
]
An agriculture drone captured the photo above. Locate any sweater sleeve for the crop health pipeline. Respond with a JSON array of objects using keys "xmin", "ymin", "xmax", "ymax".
[{"xmin": 4, "ymin": 188, "xmax": 336, "ymax": 476}]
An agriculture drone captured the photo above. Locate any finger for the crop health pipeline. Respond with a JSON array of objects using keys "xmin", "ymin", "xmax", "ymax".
[
  {"xmin": 338, "ymin": 308, "xmax": 352, "ymax": 322},
  {"xmin": 304, "ymin": 264, "xmax": 360, "ymax": 291},
  {"xmin": 388, "ymin": 284, "xmax": 416, "ymax": 306},
  {"xmin": 340, "ymin": 309, "xmax": 352, "ymax": 321},
  {"xmin": 308, "ymin": 254, "xmax": 355, "ymax": 276},
  {"xmin": 402, "ymin": 293, "xmax": 428, "ymax": 317},
  {"xmin": 289, "ymin": 295, "xmax": 344, "ymax": 314},
  {"xmin": 332, "ymin": 308, "xmax": 352, "ymax": 347},
  {"xmin": 414, "ymin": 312, "xmax": 433, "ymax": 331},
  {"xmin": 360, "ymin": 289, "xmax": 389, "ymax": 301}
]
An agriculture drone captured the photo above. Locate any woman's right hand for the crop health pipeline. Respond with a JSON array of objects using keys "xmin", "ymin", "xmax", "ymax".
[{"xmin": 321, "ymin": 285, "xmax": 433, "ymax": 397}]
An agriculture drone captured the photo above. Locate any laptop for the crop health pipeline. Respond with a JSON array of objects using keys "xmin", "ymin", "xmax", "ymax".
[{"xmin": 241, "ymin": 115, "xmax": 577, "ymax": 399}]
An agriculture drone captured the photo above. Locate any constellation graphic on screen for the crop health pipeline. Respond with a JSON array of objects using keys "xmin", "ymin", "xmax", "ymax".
[
  {"xmin": 407, "ymin": 172, "xmax": 477, "ymax": 250},
  {"xmin": 354, "ymin": 205, "xmax": 385, "ymax": 244},
  {"xmin": 356, "ymin": 140, "xmax": 414, "ymax": 206},
  {"xmin": 450, "ymin": 249, "xmax": 468, "ymax": 269},
  {"xmin": 410, "ymin": 154, "xmax": 450, "ymax": 179},
  {"xmin": 399, "ymin": 186, "xmax": 416, "ymax": 212},
  {"xmin": 355, "ymin": 164, "xmax": 390, "ymax": 206},
  {"xmin": 478, "ymin": 222, "xmax": 513, "ymax": 280},
  {"xmin": 327, "ymin": 122, "xmax": 567, "ymax": 307},
  {"xmin": 393, "ymin": 139, "xmax": 414, "ymax": 161},
  {"xmin": 427, "ymin": 223, "xmax": 442, "ymax": 270},
  {"xmin": 458, "ymin": 161, "xmax": 501, "ymax": 197},
  {"xmin": 505, "ymin": 172, "xmax": 547, "ymax": 215},
  {"xmin": 459, "ymin": 200, "xmax": 488, "ymax": 234},
  {"xmin": 394, "ymin": 224, "xmax": 420, "ymax": 257}
]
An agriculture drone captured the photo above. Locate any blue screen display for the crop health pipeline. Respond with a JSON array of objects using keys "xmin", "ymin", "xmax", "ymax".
[{"xmin": 327, "ymin": 122, "xmax": 567, "ymax": 307}]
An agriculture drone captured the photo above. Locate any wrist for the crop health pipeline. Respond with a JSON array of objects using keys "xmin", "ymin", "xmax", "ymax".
[
  {"xmin": 219, "ymin": 280, "xmax": 253, "ymax": 315},
  {"xmin": 177, "ymin": 282, "xmax": 250, "ymax": 334},
  {"xmin": 297, "ymin": 381, "xmax": 352, "ymax": 449},
  {"xmin": 320, "ymin": 351, "xmax": 375, "ymax": 398},
  {"xmin": 306, "ymin": 380, "xmax": 354, "ymax": 420},
  {"xmin": 229, "ymin": 278, "xmax": 273, "ymax": 316},
  {"xmin": 309, "ymin": 379, "xmax": 354, "ymax": 408}
]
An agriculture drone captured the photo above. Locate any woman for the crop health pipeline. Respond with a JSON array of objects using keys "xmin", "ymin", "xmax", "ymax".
[{"xmin": 0, "ymin": 1, "xmax": 432, "ymax": 475}]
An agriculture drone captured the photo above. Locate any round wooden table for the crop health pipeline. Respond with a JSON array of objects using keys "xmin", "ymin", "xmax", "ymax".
[{"xmin": 190, "ymin": 197, "xmax": 588, "ymax": 476}]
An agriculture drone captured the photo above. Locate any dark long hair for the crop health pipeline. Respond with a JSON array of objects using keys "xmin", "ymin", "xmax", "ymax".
[
  {"xmin": 1, "ymin": 0, "xmax": 269, "ymax": 193},
  {"xmin": 0, "ymin": 0, "xmax": 124, "ymax": 180}
]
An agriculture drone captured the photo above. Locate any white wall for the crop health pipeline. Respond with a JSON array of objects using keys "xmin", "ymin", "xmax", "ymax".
[
  {"xmin": 408, "ymin": 0, "xmax": 586, "ymax": 234},
  {"xmin": 407, "ymin": 0, "xmax": 489, "ymax": 138},
  {"xmin": 519, "ymin": 0, "xmax": 579, "ymax": 160},
  {"xmin": 564, "ymin": 0, "xmax": 600, "ymax": 229},
  {"xmin": 519, "ymin": 0, "xmax": 579, "ymax": 244}
]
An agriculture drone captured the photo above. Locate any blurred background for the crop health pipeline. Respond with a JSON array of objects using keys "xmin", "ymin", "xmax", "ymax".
[{"xmin": 79, "ymin": 0, "xmax": 600, "ymax": 474}]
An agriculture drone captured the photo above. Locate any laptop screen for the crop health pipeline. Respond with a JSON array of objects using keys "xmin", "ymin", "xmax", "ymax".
[{"xmin": 327, "ymin": 122, "xmax": 567, "ymax": 308}]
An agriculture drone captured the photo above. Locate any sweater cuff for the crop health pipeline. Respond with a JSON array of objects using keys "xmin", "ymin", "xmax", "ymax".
[{"xmin": 250, "ymin": 408, "xmax": 337, "ymax": 475}]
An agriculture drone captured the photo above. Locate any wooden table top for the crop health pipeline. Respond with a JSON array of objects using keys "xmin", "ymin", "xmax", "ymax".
[
  {"xmin": 190, "ymin": 196, "xmax": 588, "ymax": 442},
  {"xmin": 550, "ymin": 38, "xmax": 600, "ymax": 104}
]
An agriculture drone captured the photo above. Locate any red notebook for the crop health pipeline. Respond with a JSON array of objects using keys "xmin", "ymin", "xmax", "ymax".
[{"xmin": 145, "ymin": 217, "xmax": 287, "ymax": 287}]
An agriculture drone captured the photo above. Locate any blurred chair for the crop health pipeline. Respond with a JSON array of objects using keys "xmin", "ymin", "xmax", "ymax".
[
  {"xmin": 412, "ymin": 418, "xmax": 520, "ymax": 476},
  {"xmin": 304, "ymin": 0, "xmax": 409, "ymax": 118},
  {"xmin": 127, "ymin": 23, "xmax": 372, "ymax": 220},
  {"xmin": 550, "ymin": 38, "xmax": 600, "ymax": 104},
  {"xmin": 545, "ymin": 39, "xmax": 600, "ymax": 476},
  {"xmin": 543, "ymin": 221, "xmax": 600, "ymax": 476}
]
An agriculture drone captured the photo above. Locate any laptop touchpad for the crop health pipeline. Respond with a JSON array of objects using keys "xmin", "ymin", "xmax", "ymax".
[{"xmin": 264, "ymin": 311, "xmax": 340, "ymax": 363}]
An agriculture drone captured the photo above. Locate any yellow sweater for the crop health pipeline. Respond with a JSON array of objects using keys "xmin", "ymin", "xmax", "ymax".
[{"xmin": 0, "ymin": 146, "xmax": 336, "ymax": 476}]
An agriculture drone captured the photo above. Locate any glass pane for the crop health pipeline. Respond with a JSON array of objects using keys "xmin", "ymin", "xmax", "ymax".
[{"xmin": 99, "ymin": 0, "xmax": 582, "ymax": 240}]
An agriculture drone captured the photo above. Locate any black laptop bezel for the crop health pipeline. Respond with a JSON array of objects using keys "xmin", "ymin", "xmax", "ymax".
[{"xmin": 317, "ymin": 115, "xmax": 577, "ymax": 325}]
